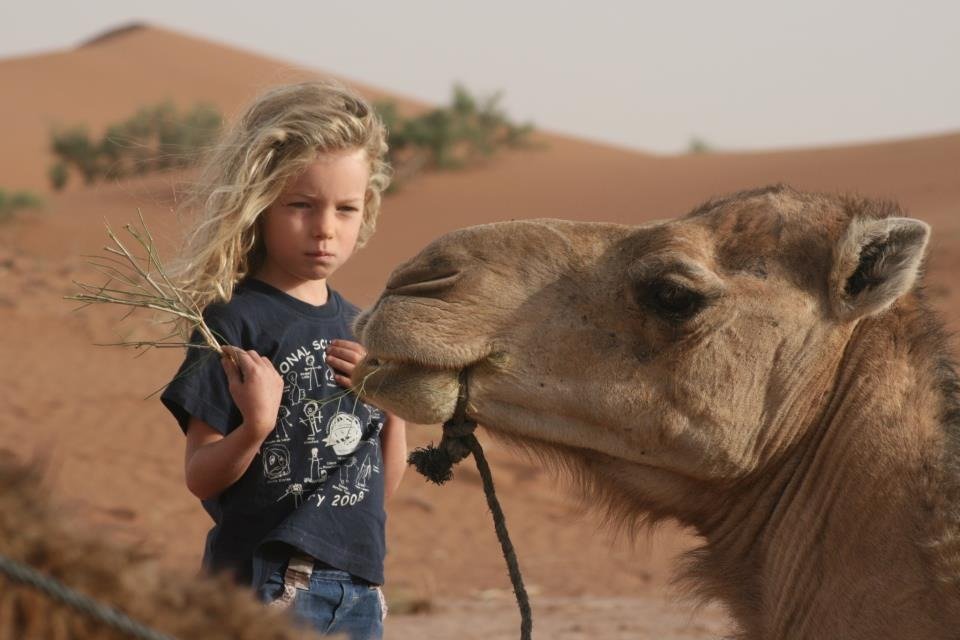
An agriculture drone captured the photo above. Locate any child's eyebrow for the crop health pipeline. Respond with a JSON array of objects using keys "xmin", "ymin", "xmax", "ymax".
[{"xmin": 283, "ymin": 192, "xmax": 365, "ymax": 204}]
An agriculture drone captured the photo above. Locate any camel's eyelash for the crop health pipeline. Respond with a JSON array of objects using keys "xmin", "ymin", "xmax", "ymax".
[{"xmin": 631, "ymin": 278, "xmax": 709, "ymax": 322}]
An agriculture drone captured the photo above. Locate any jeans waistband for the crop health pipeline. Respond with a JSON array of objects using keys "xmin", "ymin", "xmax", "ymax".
[{"xmin": 288, "ymin": 553, "xmax": 372, "ymax": 586}]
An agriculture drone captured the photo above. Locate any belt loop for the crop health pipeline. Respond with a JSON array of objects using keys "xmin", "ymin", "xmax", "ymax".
[
  {"xmin": 285, "ymin": 553, "xmax": 315, "ymax": 590},
  {"xmin": 266, "ymin": 553, "xmax": 314, "ymax": 610}
]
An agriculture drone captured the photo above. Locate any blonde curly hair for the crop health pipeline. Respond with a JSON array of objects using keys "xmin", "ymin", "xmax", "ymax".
[{"xmin": 172, "ymin": 80, "xmax": 391, "ymax": 324}]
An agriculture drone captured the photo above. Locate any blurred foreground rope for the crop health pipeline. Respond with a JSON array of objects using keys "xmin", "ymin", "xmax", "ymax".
[
  {"xmin": 408, "ymin": 370, "xmax": 533, "ymax": 640},
  {"xmin": 0, "ymin": 553, "xmax": 177, "ymax": 640}
]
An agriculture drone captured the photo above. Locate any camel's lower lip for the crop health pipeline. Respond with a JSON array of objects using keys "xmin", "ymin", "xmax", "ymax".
[{"xmin": 355, "ymin": 355, "xmax": 464, "ymax": 424}]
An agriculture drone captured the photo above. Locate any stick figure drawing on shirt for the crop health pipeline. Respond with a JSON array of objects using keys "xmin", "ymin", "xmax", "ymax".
[
  {"xmin": 272, "ymin": 406, "xmax": 293, "ymax": 441},
  {"xmin": 322, "ymin": 349, "xmax": 337, "ymax": 387},
  {"xmin": 355, "ymin": 454, "xmax": 373, "ymax": 490},
  {"xmin": 300, "ymin": 400, "xmax": 323, "ymax": 443},
  {"xmin": 301, "ymin": 354, "xmax": 322, "ymax": 391},
  {"xmin": 305, "ymin": 447, "xmax": 327, "ymax": 484},
  {"xmin": 334, "ymin": 456, "xmax": 357, "ymax": 494},
  {"xmin": 284, "ymin": 372, "xmax": 305, "ymax": 405}
]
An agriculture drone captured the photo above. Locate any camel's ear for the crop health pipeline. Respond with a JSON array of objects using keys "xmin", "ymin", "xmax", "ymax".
[{"xmin": 829, "ymin": 216, "xmax": 930, "ymax": 321}]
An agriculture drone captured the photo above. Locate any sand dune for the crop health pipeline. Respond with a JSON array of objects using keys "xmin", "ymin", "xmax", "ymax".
[
  {"xmin": 1, "ymin": 23, "xmax": 959, "ymax": 639},
  {"xmin": 0, "ymin": 23, "xmax": 421, "ymax": 193}
]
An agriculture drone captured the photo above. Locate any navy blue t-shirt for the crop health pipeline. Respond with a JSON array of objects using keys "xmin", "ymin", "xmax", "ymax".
[{"xmin": 160, "ymin": 278, "xmax": 386, "ymax": 588}]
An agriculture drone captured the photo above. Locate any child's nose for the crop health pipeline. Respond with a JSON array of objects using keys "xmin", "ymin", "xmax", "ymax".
[{"xmin": 311, "ymin": 208, "xmax": 337, "ymax": 238}]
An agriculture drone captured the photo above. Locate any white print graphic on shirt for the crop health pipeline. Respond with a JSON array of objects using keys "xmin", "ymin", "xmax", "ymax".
[
  {"xmin": 333, "ymin": 456, "xmax": 357, "ymax": 494},
  {"xmin": 304, "ymin": 447, "xmax": 327, "ymax": 484},
  {"xmin": 284, "ymin": 372, "xmax": 305, "ymax": 406},
  {"xmin": 272, "ymin": 406, "xmax": 293, "ymax": 442},
  {"xmin": 277, "ymin": 339, "xmax": 330, "ymax": 375},
  {"xmin": 267, "ymin": 337, "xmax": 383, "ymax": 509},
  {"xmin": 323, "ymin": 412, "xmax": 363, "ymax": 456},
  {"xmin": 262, "ymin": 443, "xmax": 291, "ymax": 481},
  {"xmin": 300, "ymin": 400, "xmax": 324, "ymax": 443},
  {"xmin": 320, "ymin": 443, "xmax": 380, "ymax": 508},
  {"xmin": 276, "ymin": 482, "xmax": 304, "ymax": 507},
  {"xmin": 330, "ymin": 490, "xmax": 367, "ymax": 507},
  {"xmin": 322, "ymin": 351, "xmax": 337, "ymax": 388},
  {"xmin": 356, "ymin": 454, "xmax": 373, "ymax": 490},
  {"xmin": 300, "ymin": 354, "xmax": 322, "ymax": 391}
]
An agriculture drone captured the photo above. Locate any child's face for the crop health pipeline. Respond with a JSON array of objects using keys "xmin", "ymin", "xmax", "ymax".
[{"xmin": 259, "ymin": 148, "xmax": 369, "ymax": 287}]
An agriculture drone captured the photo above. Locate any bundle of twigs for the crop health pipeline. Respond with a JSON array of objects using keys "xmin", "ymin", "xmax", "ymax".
[{"xmin": 65, "ymin": 211, "xmax": 223, "ymax": 357}]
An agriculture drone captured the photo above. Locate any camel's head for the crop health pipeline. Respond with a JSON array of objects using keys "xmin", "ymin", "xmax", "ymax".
[{"xmin": 355, "ymin": 186, "xmax": 930, "ymax": 512}]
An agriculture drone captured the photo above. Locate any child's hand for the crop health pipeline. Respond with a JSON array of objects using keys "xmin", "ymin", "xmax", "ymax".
[
  {"xmin": 221, "ymin": 346, "xmax": 284, "ymax": 441},
  {"xmin": 325, "ymin": 339, "xmax": 368, "ymax": 390}
]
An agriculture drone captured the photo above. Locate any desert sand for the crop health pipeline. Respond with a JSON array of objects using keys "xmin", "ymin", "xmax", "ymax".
[{"xmin": 1, "ymin": 24, "xmax": 958, "ymax": 639}]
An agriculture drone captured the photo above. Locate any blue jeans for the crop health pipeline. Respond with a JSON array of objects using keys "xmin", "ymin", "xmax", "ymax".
[{"xmin": 258, "ymin": 565, "xmax": 385, "ymax": 640}]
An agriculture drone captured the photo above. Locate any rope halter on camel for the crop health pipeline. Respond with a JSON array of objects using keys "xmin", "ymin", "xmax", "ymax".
[{"xmin": 407, "ymin": 369, "xmax": 533, "ymax": 640}]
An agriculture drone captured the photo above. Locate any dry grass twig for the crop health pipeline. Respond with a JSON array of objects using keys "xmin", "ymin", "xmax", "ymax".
[{"xmin": 65, "ymin": 210, "xmax": 224, "ymax": 356}]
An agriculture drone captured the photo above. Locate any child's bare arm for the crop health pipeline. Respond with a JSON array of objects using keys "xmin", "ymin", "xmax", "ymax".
[
  {"xmin": 185, "ymin": 417, "xmax": 266, "ymax": 500},
  {"xmin": 380, "ymin": 411, "xmax": 408, "ymax": 499},
  {"xmin": 183, "ymin": 347, "xmax": 283, "ymax": 500}
]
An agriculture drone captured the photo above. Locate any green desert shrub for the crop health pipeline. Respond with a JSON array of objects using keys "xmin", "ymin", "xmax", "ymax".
[
  {"xmin": 49, "ymin": 102, "xmax": 222, "ymax": 189},
  {"xmin": 49, "ymin": 88, "xmax": 528, "ymax": 192},
  {"xmin": 688, "ymin": 136, "xmax": 713, "ymax": 154},
  {"xmin": 50, "ymin": 127, "xmax": 101, "ymax": 186},
  {"xmin": 48, "ymin": 162, "xmax": 69, "ymax": 191},
  {"xmin": 375, "ymin": 84, "xmax": 534, "ymax": 186},
  {"xmin": 0, "ymin": 189, "xmax": 44, "ymax": 221}
]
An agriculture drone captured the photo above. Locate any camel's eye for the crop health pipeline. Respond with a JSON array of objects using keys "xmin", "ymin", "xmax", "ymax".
[{"xmin": 635, "ymin": 279, "xmax": 707, "ymax": 321}]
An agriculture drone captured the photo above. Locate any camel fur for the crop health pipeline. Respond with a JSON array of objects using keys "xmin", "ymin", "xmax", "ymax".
[{"xmin": 355, "ymin": 185, "xmax": 960, "ymax": 639}]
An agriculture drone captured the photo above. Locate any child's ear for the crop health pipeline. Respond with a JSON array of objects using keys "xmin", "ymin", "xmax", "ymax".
[{"xmin": 829, "ymin": 216, "xmax": 930, "ymax": 321}]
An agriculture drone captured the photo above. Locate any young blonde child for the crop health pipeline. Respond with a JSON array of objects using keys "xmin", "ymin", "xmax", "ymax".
[{"xmin": 160, "ymin": 81, "xmax": 406, "ymax": 640}]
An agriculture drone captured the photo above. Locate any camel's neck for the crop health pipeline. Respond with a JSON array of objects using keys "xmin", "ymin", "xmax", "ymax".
[{"xmin": 698, "ymin": 301, "xmax": 960, "ymax": 639}]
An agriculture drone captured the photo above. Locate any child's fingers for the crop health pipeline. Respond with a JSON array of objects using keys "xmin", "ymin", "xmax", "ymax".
[
  {"xmin": 327, "ymin": 346, "xmax": 365, "ymax": 365},
  {"xmin": 325, "ymin": 354, "xmax": 355, "ymax": 374},
  {"xmin": 330, "ymin": 340, "xmax": 366, "ymax": 358},
  {"xmin": 334, "ymin": 373, "xmax": 353, "ymax": 389},
  {"xmin": 221, "ymin": 353, "xmax": 241, "ymax": 386},
  {"xmin": 224, "ymin": 348, "xmax": 258, "ymax": 383},
  {"xmin": 237, "ymin": 350, "xmax": 261, "ymax": 378}
]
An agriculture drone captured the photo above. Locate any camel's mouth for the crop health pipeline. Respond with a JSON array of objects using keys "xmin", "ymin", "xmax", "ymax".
[
  {"xmin": 359, "ymin": 353, "xmax": 469, "ymax": 376},
  {"xmin": 355, "ymin": 353, "xmax": 476, "ymax": 425}
]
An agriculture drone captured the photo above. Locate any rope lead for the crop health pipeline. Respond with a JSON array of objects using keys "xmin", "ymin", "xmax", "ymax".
[{"xmin": 408, "ymin": 370, "xmax": 533, "ymax": 640}]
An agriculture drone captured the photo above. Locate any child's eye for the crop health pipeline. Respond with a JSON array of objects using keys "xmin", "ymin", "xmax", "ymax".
[
  {"xmin": 338, "ymin": 206, "xmax": 359, "ymax": 213},
  {"xmin": 288, "ymin": 202, "xmax": 312, "ymax": 209}
]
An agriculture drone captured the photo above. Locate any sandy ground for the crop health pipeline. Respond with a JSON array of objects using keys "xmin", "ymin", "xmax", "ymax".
[
  {"xmin": 1, "ymin": 24, "xmax": 959, "ymax": 640},
  {"xmin": 387, "ymin": 597, "xmax": 729, "ymax": 639}
]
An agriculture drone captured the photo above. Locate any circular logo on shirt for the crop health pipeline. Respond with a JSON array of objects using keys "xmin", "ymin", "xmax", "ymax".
[{"xmin": 322, "ymin": 412, "xmax": 363, "ymax": 456}]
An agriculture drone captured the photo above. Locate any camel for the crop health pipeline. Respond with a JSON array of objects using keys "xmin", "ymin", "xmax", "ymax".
[
  {"xmin": 0, "ymin": 452, "xmax": 321, "ymax": 639},
  {"xmin": 355, "ymin": 185, "xmax": 960, "ymax": 639}
]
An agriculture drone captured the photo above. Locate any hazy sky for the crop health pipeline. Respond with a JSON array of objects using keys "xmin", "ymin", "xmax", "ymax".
[{"xmin": 3, "ymin": 1, "xmax": 958, "ymax": 153}]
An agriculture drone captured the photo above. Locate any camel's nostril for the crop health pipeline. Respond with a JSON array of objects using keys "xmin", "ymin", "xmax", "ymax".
[{"xmin": 385, "ymin": 269, "xmax": 462, "ymax": 297}]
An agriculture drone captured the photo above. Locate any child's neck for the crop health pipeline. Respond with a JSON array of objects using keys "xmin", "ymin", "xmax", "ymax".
[{"xmin": 253, "ymin": 269, "xmax": 329, "ymax": 307}]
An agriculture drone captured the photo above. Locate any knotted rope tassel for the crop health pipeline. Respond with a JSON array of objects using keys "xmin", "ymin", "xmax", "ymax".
[{"xmin": 408, "ymin": 372, "xmax": 533, "ymax": 640}]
